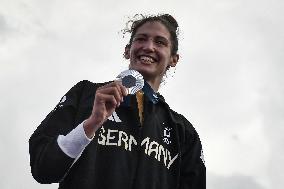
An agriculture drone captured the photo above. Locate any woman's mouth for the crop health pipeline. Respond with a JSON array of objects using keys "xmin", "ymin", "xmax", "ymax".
[{"xmin": 138, "ymin": 55, "xmax": 156, "ymax": 65}]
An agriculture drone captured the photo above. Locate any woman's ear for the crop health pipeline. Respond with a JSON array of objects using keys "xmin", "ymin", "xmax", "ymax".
[
  {"xmin": 170, "ymin": 54, "xmax": 179, "ymax": 67},
  {"xmin": 124, "ymin": 45, "xmax": 130, "ymax": 59}
]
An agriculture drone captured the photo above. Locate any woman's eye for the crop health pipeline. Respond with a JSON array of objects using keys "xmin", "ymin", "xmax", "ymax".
[{"xmin": 156, "ymin": 40, "xmax": 166, "ymax": 46}]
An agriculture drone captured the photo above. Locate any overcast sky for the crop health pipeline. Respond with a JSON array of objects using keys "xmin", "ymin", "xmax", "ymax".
[{"xmin": 0, "ymin": 0, "xmax": 283, "ymax": 188}]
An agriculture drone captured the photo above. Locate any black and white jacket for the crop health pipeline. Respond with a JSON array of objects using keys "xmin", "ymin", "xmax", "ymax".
[{"xmin": 29, "ymin": 80, "xmax": 206, "ymax": 189}]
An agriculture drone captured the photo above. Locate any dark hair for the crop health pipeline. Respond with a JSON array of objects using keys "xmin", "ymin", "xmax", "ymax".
[{"xmin": 124, "ymin": 14, "xmax": 179, "ymax": 55}]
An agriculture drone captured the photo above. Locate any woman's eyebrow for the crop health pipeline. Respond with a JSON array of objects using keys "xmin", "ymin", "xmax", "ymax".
[
  {"xmin": 156, "ymin": 36, "xmax": 169, "ymax": 42},
  {"xmin": 133, "ymin": 33, "xmax": 148, "ymax": 38},
  {"xmin": 134, "ymin": 33, "xmax": 169, "ymax": 41}
]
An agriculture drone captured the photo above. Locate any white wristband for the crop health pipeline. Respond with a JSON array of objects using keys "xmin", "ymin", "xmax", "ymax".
[{"xmin": 57, "ymin": 120, "xmax": 94, "ymax": 159}]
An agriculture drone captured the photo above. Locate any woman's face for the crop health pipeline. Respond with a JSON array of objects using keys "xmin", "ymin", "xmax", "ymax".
[{"xmin": 125, "ymin": 21, "xmax": 178, "ymax": 83}]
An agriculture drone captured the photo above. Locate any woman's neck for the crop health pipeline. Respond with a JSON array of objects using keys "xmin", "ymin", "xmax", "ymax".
[{"xmin": 145, "ymin": 78, "xmax": 161, "ymax": 92}]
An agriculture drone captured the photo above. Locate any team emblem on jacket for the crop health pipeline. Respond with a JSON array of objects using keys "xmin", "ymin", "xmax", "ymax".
[
  {"xmin": 200, "ymin": 149, "xmax": 205, "ymax": 165},
  {"xmin": 163, "ymin": 127, "xmax": 172, "ymax": 144},
  {"xmin": 53, "ymin": 95, "xmax": 67, "ymax": 112},
  {"xmin": 58, "ymin": 96, "xmax": 67, "ymax": 107},
  {"xmin": 162, "ymin": 122, "xmax": 172, "ymax": 145}
]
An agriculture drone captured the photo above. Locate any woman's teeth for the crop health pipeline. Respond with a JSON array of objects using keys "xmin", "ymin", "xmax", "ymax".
[{"xmin": 140, "ymin": 56, "xmax": 155, "ymax": 64}]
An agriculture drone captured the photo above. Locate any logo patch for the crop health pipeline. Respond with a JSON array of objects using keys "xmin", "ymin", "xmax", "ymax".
[
  {"xmin": 162, "ymin": 123, "xmax": 172, "ymax": 145},
  {"xmin": 107, "ymin": 111, "xmax": 122, "ymax": 123},
  {"xmin": 58, "ymin": 96, "xmax": 67, "ymax": 107},
  {"xmin": 200, "ymin": 149, "xmax": 205, "ymax": 165}
]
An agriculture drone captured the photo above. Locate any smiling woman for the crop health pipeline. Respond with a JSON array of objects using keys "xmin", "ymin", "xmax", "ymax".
[
  {"xmin": 124, "ymin": 14, "xmax": 180, "ymax": 91},
  {"xmin": 29, "ymin": 14, "xmax": 206, "ymax": 189},
  {"xmin": 124, "ymin": 21, "xmax": 179, "ymax": 91}
]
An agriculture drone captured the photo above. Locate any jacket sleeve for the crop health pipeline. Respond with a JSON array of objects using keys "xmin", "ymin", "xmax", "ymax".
[
  {"xmin": 179, "ymin": 117, "xmax": 206, "ymax": 189},
  {"xmin": 29, "ymin": 80, "xmax": 87, "ymax": 184}
]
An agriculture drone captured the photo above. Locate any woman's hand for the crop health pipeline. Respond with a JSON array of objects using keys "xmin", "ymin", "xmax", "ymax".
[{"xmin": 83, "ymin": 81, "xmax": 128, "ymax": 138}]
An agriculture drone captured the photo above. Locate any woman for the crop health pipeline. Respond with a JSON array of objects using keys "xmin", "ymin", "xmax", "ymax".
[{"xmin": 29, "ymin": 14, "xmax": 206, "ymax": 189}]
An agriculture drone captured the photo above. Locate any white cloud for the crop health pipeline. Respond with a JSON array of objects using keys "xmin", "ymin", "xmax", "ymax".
[{"xmin": 208, "ymin": 173, "xmax": 267, "ymax": 189}]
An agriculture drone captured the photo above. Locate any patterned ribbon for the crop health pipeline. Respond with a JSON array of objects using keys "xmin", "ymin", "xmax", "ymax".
[{"xmin": 136, "ymin": 90, "xmax": 144, "ymax": 125}]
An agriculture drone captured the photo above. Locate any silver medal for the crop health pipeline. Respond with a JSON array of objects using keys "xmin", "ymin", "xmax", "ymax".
[{"xmin": 116, "ymin": 69, "xmax": 144, "ymax": 94}]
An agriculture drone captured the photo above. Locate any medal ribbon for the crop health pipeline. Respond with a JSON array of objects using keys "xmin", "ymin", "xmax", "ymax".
[{"xmin": 136, "ymin": 90, "xmax": 144, "ymax": 125}]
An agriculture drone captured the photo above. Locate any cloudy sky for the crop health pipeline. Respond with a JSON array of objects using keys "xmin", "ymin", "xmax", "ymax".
[{"xmin": 0, "ymin": 0, "xmax": 283, "ymax": 188}]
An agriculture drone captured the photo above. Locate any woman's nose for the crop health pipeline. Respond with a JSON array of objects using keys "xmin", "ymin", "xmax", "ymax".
[{"xmin": 142, "ymin": 39, "xmax": 155, "ymax": 52}]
